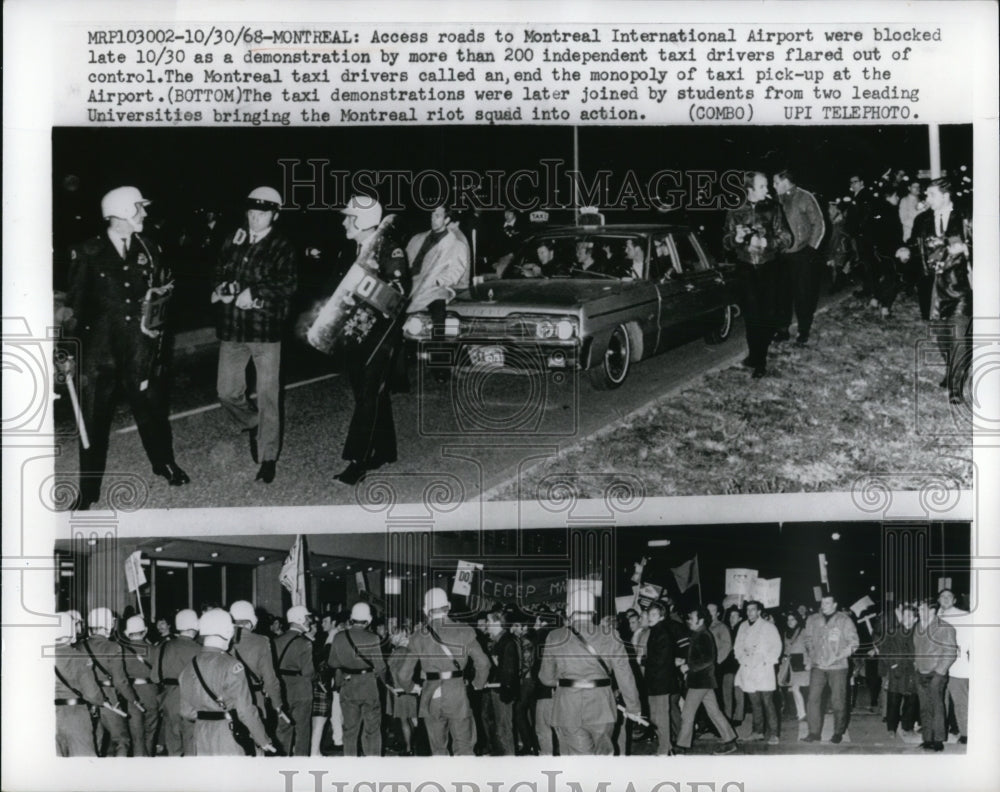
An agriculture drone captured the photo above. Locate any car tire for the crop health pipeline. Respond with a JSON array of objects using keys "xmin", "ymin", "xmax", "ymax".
[
  {"xmin": 589, "ymin": 323, "xmax": 631, "ymax": 390},
  {"xmin": 705, "ymin": 304, "xmax": 734, "ymax": 344}
]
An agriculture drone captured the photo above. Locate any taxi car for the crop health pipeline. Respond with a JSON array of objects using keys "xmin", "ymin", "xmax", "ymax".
[{"xmin": 402, "ymin": 221, "xmax": 739, "ymax": 389}]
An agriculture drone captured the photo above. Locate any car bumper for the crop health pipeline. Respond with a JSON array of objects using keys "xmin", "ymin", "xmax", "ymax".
[{"xmin": 415, "ymin": 338, "xmax": 588, "ymax": 372}]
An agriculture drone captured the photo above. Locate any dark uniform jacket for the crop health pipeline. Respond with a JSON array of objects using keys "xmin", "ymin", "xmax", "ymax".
[
  {"xmin": 55, "ymin": 643, "xmax": 105, "ymax": 704},
  {"xmin": 396, "ymin": 617, "xmax": 491, "ymax": 718},
  {"xmin": 79, "ymin": 635, "xmax": 138, "ymax": 708},
  {"xmin": 487, "ymin": 630, "xmax": 521, "ymax": 704},
  {"xmin": 119, "ymin": 637, "xmax": 156, "ymax": 686},
  {"xmin": 232, "ymin": 627, "xmax": 283, "ymax": 711},
  {"xmin": 151, "ymin": 635, "xmax": 202, "ymax": 690},
  {"xmin": 539, "ymin": 618, "xmax": 642, "ymax": 725},
  {"xmin": 215, "ymin": 226, "xmax": 298, "ymax": 343},
  {"xmin": 722, "ymin": 198, "xmax": 792, "ymax": 268},
  {"xmin": 328, "ymin": 626, "xmax": 387, "ymax": 686},
  {"xmin": 273, "ymin": 628, "xmax": 315, "ymax": 700},
  {"xmin": 908, "ymin": 207, "xmax": 971, "ymax": 319},
  {"xmin": 178, "ymin": 646, "xmax": 271, "ymax": 753}
]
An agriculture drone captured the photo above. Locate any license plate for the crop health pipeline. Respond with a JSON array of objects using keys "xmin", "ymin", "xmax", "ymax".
[{"xmin": 469, "ymin": 345, "xmax": 505, "ymax": 367}]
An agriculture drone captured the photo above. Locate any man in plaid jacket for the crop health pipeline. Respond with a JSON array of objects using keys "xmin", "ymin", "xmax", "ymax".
[{"xmin": 213, "ymin": 186, "xmax": 298, "ymax": 484}]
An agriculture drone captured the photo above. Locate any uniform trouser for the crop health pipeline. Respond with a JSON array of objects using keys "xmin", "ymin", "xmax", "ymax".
[
  {"xmin": 56, "ymin": 705, "xmax": 96, "ymax": 757},
  {"xmin": 807, "ymin": 668, "xmax": 849, "ymax": 738},
  {"xmin": 96, "ymin": 702, "xmax": 131, "ymax": 756},
  {"xmin": 676, "ymin": 688, "xmax": 737, "ymax": 748},
  {"xmin": 739, "ymin": 261, "xmax": 780, "ymax": 368},
  {"xmin": 423, "ymin": 681, "xmax": 476, "ymax": 756},
  {"xmin": 946, "ymin": 676, "xmax": 969, "ymax": 737},
  {"xmin": 276, "ymin": 692, "xmax": 312, "ymax": 757},
  {"xmin": 482, "ymin": 690, "xmax": 516, "ymax": 755},
  {"xmin": 555, "ymin": 723, "xmax": 614, "ymax": 755},
  {"xmin": 916, "ymin": 672, "xmax": 948, "ymax": 743},
  {"xmin": 193, "ymin": 720, "xmax": 244, "ymax": 756},
  {"xmin": 933, "ymin": 313, "xmax": 972, "ymax": 399},
  {"xmin": 217, "ymin": 340, "xmax": 282, "ymax": 461},
  {"xmin": 514, "ymin": 679, "xmax": 538, "ymax": 753},
  {"xmin": 342, "ymin": 334, "xmax": 399, "ymax": 465},
  {"xmin": 160, "ymin": 688, "xmax": 195, "ymax": 756},
  {"xmin": 886, "ymin": 691, "xmax": 918, "ymax": 733},
  {"xmin": 746, "ymin": 691, "xmax": 779, "ymax": 739},
  {"xmin": 78, "ymin": 349, "xmax": 174, "ymax": 503},
  {"xmin": 340, "ymin": 678, "xmax": 382, "ymax": 757},
  {"xmin": 129, "ymin": 684, "xmax": 161, "ymax": 756},
  {"xmin": 535, "ymin": 698, "xmax": 554, "ymax": 755},
  {"xmin": 776, "ymin": 248, "xmax": 824, "ymax": 339}
]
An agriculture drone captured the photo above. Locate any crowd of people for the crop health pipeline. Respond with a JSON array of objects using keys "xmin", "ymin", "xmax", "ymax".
[
  {"xmin": 724, "ymin": 168, "xmax": 972, "ymax": 385},
  {"xmin": 54, "ymin": 585, "xmax": 971, "ymax": 757}
]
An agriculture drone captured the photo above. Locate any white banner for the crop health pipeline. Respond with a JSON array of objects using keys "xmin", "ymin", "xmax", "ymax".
[
  {"xmin": 725, "ymin": 568, "xmax": 758, "ymax": 596},
  {"xmin": 124, "ymin": 551, "xmax": 146, "ymax": 593},
  {"xmin": 452, "ymin": 560, "xmax": 483, "ymax": 596},
  {"xmin": 753, "ymin": 577, "xmax": 781, "ymax": 609}
]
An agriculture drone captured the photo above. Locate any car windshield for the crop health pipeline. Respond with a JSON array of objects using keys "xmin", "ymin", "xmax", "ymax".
[{"xmin": 507, "ymin": 233, "xmax": 647, "ymax": 280}]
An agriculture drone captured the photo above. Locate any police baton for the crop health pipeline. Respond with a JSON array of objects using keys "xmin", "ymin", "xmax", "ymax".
[
  {"xmin": 278, "ymin": 708, "xmax": 292, "ymax": 725},
  {"xmin": 617, "ymin": 705, "xmax": 651, "ymax": 728},
  {"xmin": 103, "ymin": 702, "xmax": 128, "ymax": 718},
  {"xmin": 64, "ymin": 362, "xmax": 90, "ymax": 449}
]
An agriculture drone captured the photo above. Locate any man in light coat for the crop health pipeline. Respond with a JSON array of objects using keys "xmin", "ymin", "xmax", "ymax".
[
  {"xmin": 802, "ymin": 594, "xmax": 859, "ymax": 744},
  {"xmin": 936, "ymin": 589, "xmax": 970, "ymax": 744},
  {"xmin": 403, "ymin": 205, "xmax": 470, "ymax": 384},
  {"xmin": 733, "ymin": 601, "xmax": 783, "ymax": 744}
]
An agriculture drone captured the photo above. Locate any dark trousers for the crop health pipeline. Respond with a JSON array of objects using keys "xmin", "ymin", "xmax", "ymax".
[
  {"xmin": 482, "ymin": 690, "xmax": 516, "ymax": 755},
  {"xmin": 886, "ymin": 691, "xmax": 918, "ymax": 733},
  {"xmin": 916, "ymin": 672, "xmax": 948, "ymax": 743},
  {"xmin": 917, "ymin": 274, "xmax": 935, "ymax": 320},
  {"xmin": 340, "ymin": 679, "xmax": 382, "ymax": 757},
  {"xmin": 746, "ymin": 690, "xmax": 779, "ymax": 739},
  {"xmin": 776, "ymin": 248, "xmax": 824, "ymax": 340},
  {"xmin": 78, "ymin": 340, "xmax": 173, "ymax": 503},
  {"xmin": 806, "ymin": 668, "xmax": 849, "ymax": 738},
  {"xmin": 128, "ymin": 684, "xmax": 161, "ymax": 756},
  {"xmin": 740, "ymin": 260, "xmax": 780, "ymax": 368},
  {"xmin": 873, "ymin": 254, "xmax": 901, "ymax": 310},
  {"xmin": 514, "ymin": 678, "xmax": 539, "ymax": 754},
  {"xmin": 933, "ymin": 314, "xmax": 973, "ymax": 399},
  {"xmin": 342, "ymin": 332, "xmax": 399, "ymax": 465},
  {"xmin": 56, "ymin": 705, "xmax": 96, "ymax": 757},
  {"xmin": 854, "ymin": 238, "xmax": 877, "ymax": 296}
]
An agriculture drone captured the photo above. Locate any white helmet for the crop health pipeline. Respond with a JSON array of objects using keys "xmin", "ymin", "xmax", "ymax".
[
  {"xmin": 229, "ymin": 600, "xmax": 258, "ymax": 628},
  {"xmin": 286, "ymin": 605, "xmax": 312, "ymax": 627},
  {"xmin": 423, "ymin": 588, "xmax": 450, "ymax": 615},
  {"xmin": 175, "ymin": 608, "xmax": 199, "ymax": 633},
  {"xmin": 198, "ymin": 608, "xmax": 235, "ymax": 641},
  {"xmin": 67, "ymin": 609, "xmax": 83, "ymax": 625},
  {"xmin": 88, "ymin": 607, "xmax": 114, "ymax": 632},
  {"xmin": 125, "ymin": 615, "xmax": 147, "ymax": 636},
  {"xmin": 101, "ymin": 186, "xmax": 151, "ymax": 220},
  {"xmin": 247, "ymin": 186, "xmax": 282, "ymax": 211},
  {"xmin": 56, "ymin": 612, "xmax": 76, "ymax": 642},
  {"xmin": 350, "ymin": 602, "xmax": 372, "ymax": 623},
  {"xmin": 341, "ymin": 195, "xmax": 382, "ymax": 231},
  {"xmin": 567, "ymin": 589, "xmax": 595, "ymax": 616}
]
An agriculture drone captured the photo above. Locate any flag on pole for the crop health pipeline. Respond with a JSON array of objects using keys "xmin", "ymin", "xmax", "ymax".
[
  {"xmin": 671, "ymin": 557, "xmax": 700, "ymax": 593},
  {"xmin": 279, "ymin": 535, "xmax": 307, "ymax": 607},
  {"xmin": 850, "ymin": 595, "xmax": 876, "ymax": 618},
  {"xmin": 818, "ymin": 554, "xmax": 829, "ymax": 586},
  {"xmin": 124, "ymin": 551, "xmax": 146, "ymax": 593}
]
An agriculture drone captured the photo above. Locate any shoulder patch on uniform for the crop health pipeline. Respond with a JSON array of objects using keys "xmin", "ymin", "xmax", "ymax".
[
  {"xmin": 391, "ymin": 248, "xmax": 404, "ymax": 258},
  {"xmin": 233, "ymin": 229, "xmax": 247, "ymax": 246},
  {"xmin": 232, "ymin": 662, "xmax": 244, "ymax": 674}
]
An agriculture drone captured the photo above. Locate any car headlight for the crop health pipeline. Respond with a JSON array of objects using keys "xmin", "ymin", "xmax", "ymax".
[
  {"xmin": 444, "ymin": 316, "xmax": 460, "ymax": 337},
  {"xmin": 536, "ymin": 320, "xmax": 555, "ymax": 339},
  {"xmin": 556, "ymin": 319, "xmax": 576, "ymax": 340},
  {"xmin": 403, "ymin": 314, "xmax": 431, "ymax": 339}
]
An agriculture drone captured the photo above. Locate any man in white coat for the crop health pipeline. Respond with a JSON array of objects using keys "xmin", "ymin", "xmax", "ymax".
[
  {"xmin": 404, "ymin": 205, "xmax": 470, "ymax": 384},
  {"xmin": 733, "ymin": 601, "xmax": 783, "ymax": 744},
  {"xmin": 937, "ymin": 589, "xmax": 970, "ymax": 744}
]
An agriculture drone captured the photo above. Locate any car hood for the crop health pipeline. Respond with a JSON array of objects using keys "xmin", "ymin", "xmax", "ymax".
[{"xmin": 449, "ymin": 278, "xmax": 650, "ymax": 316}]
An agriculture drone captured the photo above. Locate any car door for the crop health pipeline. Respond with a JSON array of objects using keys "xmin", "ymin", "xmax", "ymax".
[
  {"xmin": 653, "ymin": 233, "xmax": 699, "ymax": 345},
  {"xmin": 667, "ymin": 231, "xmax": 726, "ymax": 321}
]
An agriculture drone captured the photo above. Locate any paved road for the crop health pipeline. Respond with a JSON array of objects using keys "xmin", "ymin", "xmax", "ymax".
[{"xmin": 52, "ymin": 317, "xmax": 747, "ymax": 510}]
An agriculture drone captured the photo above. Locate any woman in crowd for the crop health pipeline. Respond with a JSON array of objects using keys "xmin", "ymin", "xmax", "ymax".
[{"xmin": 778, "ymin": 612, "xmax": 809, "ymax": 721}]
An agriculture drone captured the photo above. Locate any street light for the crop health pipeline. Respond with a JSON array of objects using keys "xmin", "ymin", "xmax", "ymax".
[
  {"xmin": 831, "ymin": 533, "xmax": 841, "ymax": 541},
  {"xmin": 647, "ymin": 540, "xmax": 671, "ymax": 548}
]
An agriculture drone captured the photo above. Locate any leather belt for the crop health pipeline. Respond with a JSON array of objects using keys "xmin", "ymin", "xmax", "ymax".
[
  {"xmin": 196, "ymin": 711, "xmax": 228, "ymax": 721},
  {"xmin": 558, "ymin": 678, "xmax": 611, "ymax": 689},
  {"xmin": 343, "ymin": 669, "xmax": 373, "ymax": 679},
  {"xmin": 161, "ymin": 678, "xmax": 179, "ymax": 686},
  {"xmin": 424, "ymin": 671, "xmax": 458, "ymax": 681},
  {"xmin": 55, "ymin": 698, "xmax": 83, "ymax": 706}
]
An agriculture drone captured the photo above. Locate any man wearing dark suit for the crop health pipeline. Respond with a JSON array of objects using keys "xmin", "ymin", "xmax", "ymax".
[
  {"xmin": 60, "ymin": 186, "xmax": 189, "ymax": 509},
  {"xmin": 643, "ymin": 601, "xmax": 682, "ymax": 755},
  {"xmin": 903, "ymin": 177, "xmax": 972, "ymax": 402},
  {"xmin": 482, "ymin": 611, "xmax": 521, "ymax": 755}
]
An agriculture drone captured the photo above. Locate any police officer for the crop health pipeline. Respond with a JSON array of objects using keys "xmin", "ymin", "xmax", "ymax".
[
  {"xmin": 229, "ymin": 600, "xmax": 287, "ymax": 735},
  {"xmin": 119, "ymin": 615, "xmax": 160, "ymax": 756},
  {"xmin": 539, "ymin": 590, "xmax": 643, "ymax": 755},
  {"xmin": 79, "ymin": 608, "xmax": 137, "ymax": 756},
  {"xmin": 61, "ymin": 186, "xmax": 189, "ymax": 509},
  {"xmin": 395, "ymin": 588, "xmax": 491, "ymax": 756},
  {"xmin": 54, "ymin": 612, "xmax": 105, "ymax": 757},
  {"xmin": 213, "ymin": 187, "xmax": 298, "ymax": 484},
  {"xmin": 150, "ymin": 608, "xmax": 201, "ymax": 755},
  {"xmin": 328, "ymin": 602, "xmax": 386, "ymax": 756},
  {"xmin": 178, "ymin": 609, "xmax": 278, "ymax": 756},
  {"xmin": 274, "ymin": 605, "xmax": 316, "ymax": 756},
  {"xmin": 335, "ymin": 196, "xmax": 411, "ymax": 485}
]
